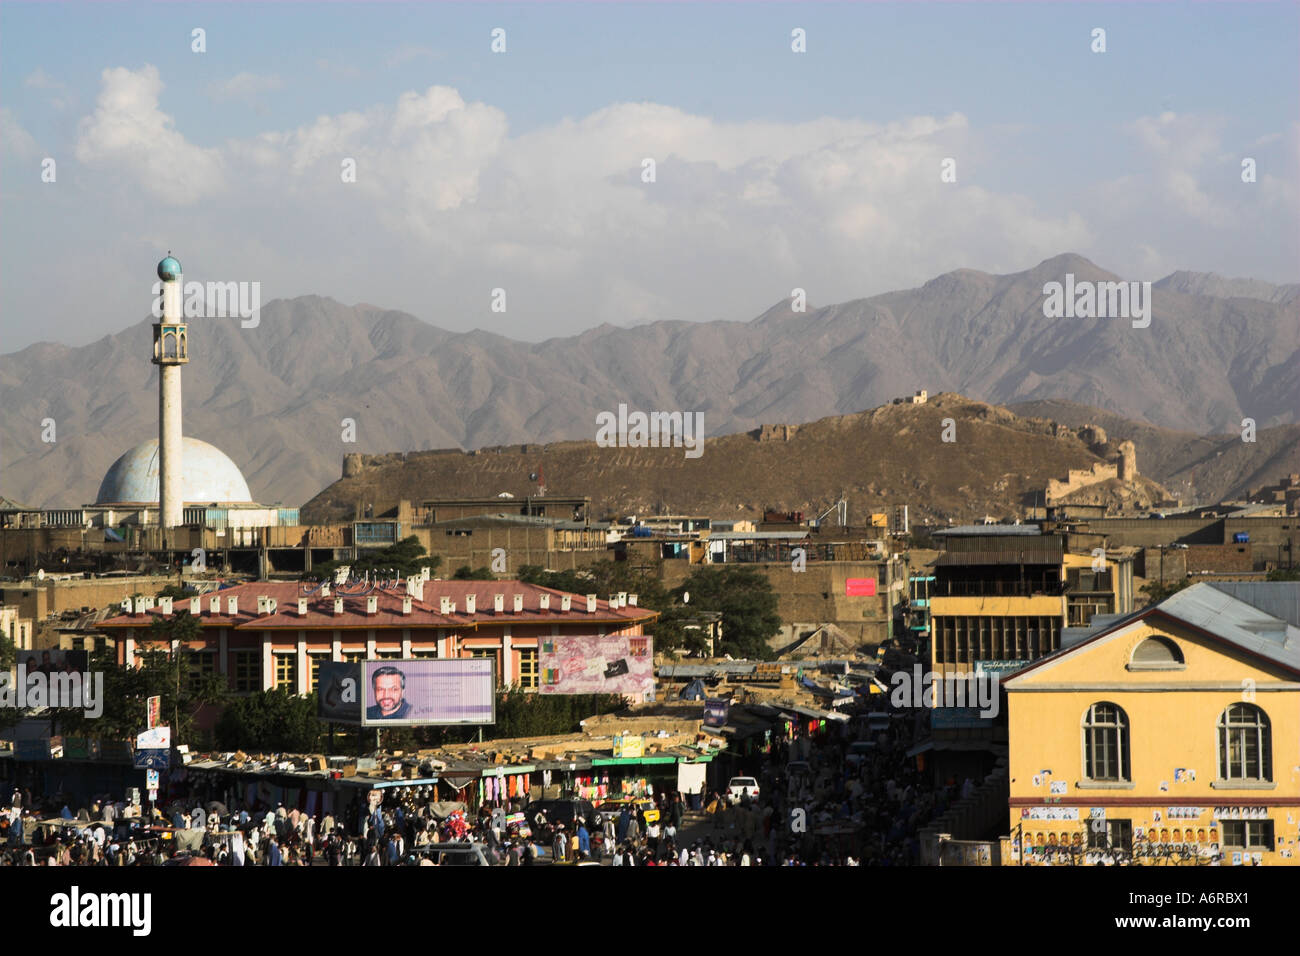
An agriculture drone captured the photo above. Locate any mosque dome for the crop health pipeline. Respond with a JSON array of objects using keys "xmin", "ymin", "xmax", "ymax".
[
  {"xmin": 96, "ymin": 437, "xmax": 253, "ymax": 505},
  {"xmin": 157, "ymin": 256, "xmax": 182, "ymax": 281}
]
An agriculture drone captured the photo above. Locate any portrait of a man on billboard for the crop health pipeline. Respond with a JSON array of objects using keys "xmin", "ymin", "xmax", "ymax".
[{"xmin": 366, "ymin": 665, "xmax": 411, "ymax": 721}]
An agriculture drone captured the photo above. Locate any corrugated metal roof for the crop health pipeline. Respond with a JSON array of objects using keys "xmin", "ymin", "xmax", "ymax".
[
  {"xmin": 1158, "ymin": 583, "xmax": 1300, "ymax": 671},
  {"xmin": 1208, "ymin": 582, "xmax": 1300, "ymax": 629},
  {"xmin": 710, "ymin": 531, "xmax": 810, "ymax": 540}
]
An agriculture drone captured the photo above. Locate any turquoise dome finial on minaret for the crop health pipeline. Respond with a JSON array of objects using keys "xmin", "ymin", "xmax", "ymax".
[{"xmin": 158, "ymin": 253, "xmax": 182, "ymax": 282}]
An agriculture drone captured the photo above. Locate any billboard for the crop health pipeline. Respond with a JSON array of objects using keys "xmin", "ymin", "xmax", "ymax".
[
  {"xmin": 361, "ymin": 659, "xmax": 495, "ymax": 727},
  {"xmin": 13, "ymin": 648, "xmax": 88, "ymax": 675},
  {"xmin": 538, "ymin": 635, "xmax": 654, "ymax": 697},
  {"xmin": 703, "ymin": 699, "xmax": 730, "ymax": 728},
  {"xmin": 845, "ymin": 577, "xmax": 877, "ymax": 597},
  {"xmin": 317, "ymin": 661, "xmax": 362, "ymax": 725}
]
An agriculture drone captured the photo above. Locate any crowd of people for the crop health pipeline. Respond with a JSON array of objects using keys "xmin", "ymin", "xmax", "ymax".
[{"xmin": 0, "ymin": 680, "xmax": 979, "ymax": 866}]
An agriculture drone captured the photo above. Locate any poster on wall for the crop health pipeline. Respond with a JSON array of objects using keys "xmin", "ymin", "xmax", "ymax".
[
  {"xmin": 361, "ymin": 659, "xmax": 495, "ymax": 727},
  {"xmin": 538, "ymin": 635, "xmax": 654, "ymax": 697}
]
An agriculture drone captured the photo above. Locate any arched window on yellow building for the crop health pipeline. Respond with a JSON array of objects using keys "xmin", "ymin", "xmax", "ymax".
[
  {"xmin": 1082, "ymin": 702, "xmax": 1130, "ymax": 782},
  {"xmin": 1218, "ymin": 703, "xmax": 1271, "ymax": 783}
]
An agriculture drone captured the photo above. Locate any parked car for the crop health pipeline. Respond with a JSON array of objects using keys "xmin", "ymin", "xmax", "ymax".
[
  {"xmin": 411, "ymin": 843, "xmax": 493, "ymax": 866},
  {"xmin": 726, "ymin": 776, "xmax": 761, "ymax": 804},
  {"xmin": 786, "ymin": 760, "xmax": 813, "ymax": 778}
]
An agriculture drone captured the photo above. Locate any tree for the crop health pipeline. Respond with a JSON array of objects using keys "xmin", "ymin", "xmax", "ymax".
[
  {"xmin": 215, "ymin": 688, "xmax": 323, "ymax": 753},
  {"xmin": 1266, "ymin": 567, "xmax": 1300, "ymax": 582},
  {"xmin": 673, "ymin": 566, "xmax": 782, "ymax": 660},
  {"xmin": 1139, "ymin": 577, "xmax": 1191, "ymax": 606},
  {"xmin": 55, "ymin": 612, "xmax": 229, "ymax": 746},
  {"xmin": 411, "ymin": 689, "xmax": 624, "ymax": 747},
  {"xmin": 452, "ymin": 565, "xmax": 496, "ymax": 580}
]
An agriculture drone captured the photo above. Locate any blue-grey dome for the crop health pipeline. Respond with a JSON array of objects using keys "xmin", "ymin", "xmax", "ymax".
[
  {"xmin": 157, "ymin": 256, "xmax": 182, "ymax": 281},
  {"xmin": 96, "ymin": 437, "xmax": 253, "ymax": 505}
]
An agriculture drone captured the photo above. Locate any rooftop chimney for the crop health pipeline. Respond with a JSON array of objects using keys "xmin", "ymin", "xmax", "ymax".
[
  {"xmin": 493, "ymin": 594, "xmax": 504, "ymax": 614},
  {"xmin": 618, "ymin": 591, "xmax": 627, "ymax": 607},
  {"xmin": 210, "ymin": 596, "xmax": 220, "ymax": 615},
  {"xmin": 189, "ymin": 596, "xmax": 201, "ymax": 615},
  {"xmin": 366, "ymin": 595, "xmax": 378, "ymax": 615},
  {"xmin": 513, "ymin": 594, "xmax": 523, "ymax": 613},
  {"xmin": 321, "ymin": 582, "xmax": 330, "ymax": 597},
  {"xmin": 586, "ymin": 594, "xmax": 597, "ymax": 613},
  {"xmin": 539, "ymin": 594, "xmax": 550, "ymax": 612},
  {"xmin": 465, "ymin": 593, "xmax": 476, "ymax": 615},
  {"xmin": 226, "ymin": 595, "xmax": 238, "ymax": 616},
  {"xmin": 120, "ymin": 598, "xmax": 132, "ymax": 614},
  {"xmin": 402, "ymin": 595, "xmax": 413, "ymax": 615},
  {"xmin": 561, "ymin": 595, "xmax": 571, "ymax": 612},
  {"xmin": 297, "ymin": 598, "xmax": 308, "ymax": 616},
  {"xmin": 628, "ymin": 593, "xmax": 638, "ymax": 606},
  {"xmin": 440, "ymin": 596, "xmax": 451, "ymax": 615},
  {"xmin": 257, "ymin": 596, "xmax": 277, "ymax": 616},
  {"xmin": 158, "ymin": 596, "xmax": 173, "ymax": 615},
  {"xmin": 333, "ymin": 597, "xmax": 344, "ymax": 616}
]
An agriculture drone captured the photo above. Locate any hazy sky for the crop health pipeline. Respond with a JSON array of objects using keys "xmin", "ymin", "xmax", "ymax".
[{"xmin": 1, "ymin": 1, "xmax": 1296, "ymax": 351}]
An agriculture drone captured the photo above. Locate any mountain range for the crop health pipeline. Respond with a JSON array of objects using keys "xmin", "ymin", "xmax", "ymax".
[{"xmin": 1, "ymin": 253, "xmax": 1295, "ymax": 510}]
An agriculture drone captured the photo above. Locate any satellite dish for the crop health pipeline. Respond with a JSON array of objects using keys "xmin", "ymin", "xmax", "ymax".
[
  {"xmin": 682, "ymin": 591, "xmax": 690, "ymax": 605},
  {"xmin": 529, "ymin": 473, "xmax": 538, "ymax": 482}
]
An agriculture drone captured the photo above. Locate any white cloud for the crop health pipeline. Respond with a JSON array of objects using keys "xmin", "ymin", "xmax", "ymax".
[
  {"xmin": 74, "ymin": 65, "xmax": 225, "ymax": 204},
  {"xmin": 209, "ymin": 72, "xmax": 283, "ymax": 105},
  {"xmin": 23, "ymin": 68, "xmax": 62, "ymax": 90},
  {"xmin": 0, "ymin": 108, "xmax": 38, "ymax": 158}
]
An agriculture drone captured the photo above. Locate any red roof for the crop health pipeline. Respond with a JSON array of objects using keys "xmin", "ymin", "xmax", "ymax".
[{"xmin": 98, "ymin": 579, "xmax": 656, "ymax": 631}]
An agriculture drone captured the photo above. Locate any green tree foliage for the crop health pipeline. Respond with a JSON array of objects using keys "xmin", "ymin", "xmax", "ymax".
[
  {"xmin": 1266, "ymin": 567, "xmax": 1300, "ymax": 582},
  {"xmin": 452, "ymin": 565, "xmax": 496, "ymax": 580},
  {"xmin": 673, "ymin": 566, "xmax": 782, "ymax": 660},
  {"xmin": 155, "ymin": 583, "xmax": 196, "ymax": 601},
  {"xmin": 516, "ymin": 561, "xmax": 705, "ymax": 652},
  {"xmin": 307, "ymin": 536, "xmax": 438, "ymax": 581},
  {"xmin": 215, "ymin": 688, "xmax": 323, "ymax": 753},
  {"xmin": 54, "ymin": 612, "xmax": 229, "ymax": 745},
  {"xmin": 1139, "ymin": 577, "xmax": 1192, "ymax": 605}
]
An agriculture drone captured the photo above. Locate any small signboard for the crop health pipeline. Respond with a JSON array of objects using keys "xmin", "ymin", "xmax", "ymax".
[
  {"xmin": 146, "ymin": 769, "xmax": 160, "ymax": 790},
  {"xmin": 136, "ymin": 726, "xmax": 171, "ymax": 750},
  {"xmin": 146, "ymin": 696, "xmax": 161, "ymax": 730},
  {"xmin": 132, "ymin": 748, "xmax": 170, "ymax": 770},
  {"xmin": 845, "ymin": 578, "xmax": 877, "ymax": 597}
]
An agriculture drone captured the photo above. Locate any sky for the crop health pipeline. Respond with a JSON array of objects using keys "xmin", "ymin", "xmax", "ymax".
[{"xmin": 1, "ymin": 1, "xmax": 1297, "ymax": 351}]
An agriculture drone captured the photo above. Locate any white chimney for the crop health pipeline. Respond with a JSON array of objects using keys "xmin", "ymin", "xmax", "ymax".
[
  {"xmin": 132, "ymin": 596, "xmax": 147, "ymax": 614},
  {"xmin": 513, "ymin": 594, "xmax": 523, "ymax": 613},
  {"xmin": 158, "ymin": 596, "xmax": 173, "ymax": 615},
  {"xmin": 226, "ymin": 596, "xmax": 238, "ymax": 616},
  {"xmin": 493, "ymin": 594, "xmax": 504, "ymax": 614},
  {"xmin": 366, "ymin": 595, "xmax": 378, "ymax": 615},
  {"xmin": 414, "ymin": 579, "xmax": 425, "ymax": 602},
  {"xmin": 189, "ymin": 596, "xmax": 201, "ymax": 615},
  {"xmin": 465, "ymin": 593, "xmax": 476, "ymax": 614},
  {"xmin": 402, "ymin": 595, "xmax": 412, "ymax": 615},
  {"xmin": 321, "ymin": 582, "xmax": 330, "ymax": 597},
  {"xmin": 258, "ymin": 596, "xmax": 277, "ymax": 616},
  {"xmin": 608, "ymin": 594, "xmax": 617, "ymax": 608},
  {"xmin": 586, "ymin": 594, "xmax": 597, "ymax": 613},
  {"xmin": 420, "ymin": 565, "xmax": 431, "ymax": 582},
  {"xmin": 297, "ymin": 598, "xmax": 308, "ymax": 616},
  {"xmin": 120, "ymin": 598, "xmax": 132, "ymax": 614},
  {"xmin": 539, "ymin": 594, "xmax": 550, "ymax": 611},
  {"xmin": 449, "ymin": 601, "xmax": 457, "ymax": 614},
  {"xmin": 333, "ymin": 597, "xmax": 344, "ymax": 616},
  {"xmin": 210, "ymin": 596, "xmax": 220, "ymax": 615},
  {"xmin": 142, "ymin": 596, "xmax": 156, "ymax": 611},
  {"xmin": 440, "ymin": 596, "xmax": 451, "ymax": 615},
  {"xmin": 618, "ymin": 592, "xmax": 627, "ymax": 607},
  {"xmin": 561, "ymin": 595, "xmax": 571, "ymax": 612},
  {"xmin": 628, "ymin": 593, "xmax": 638, "ymax": 607}
]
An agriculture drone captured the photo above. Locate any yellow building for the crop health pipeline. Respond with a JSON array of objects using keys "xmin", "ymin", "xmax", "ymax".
[
  {"xmin": 1003, "ymin": 582, "xmax": 1300, "ymax": 866},
  {"xmin": 929, "ymin": 528, "xmax": 1133, "ymax": 678}
]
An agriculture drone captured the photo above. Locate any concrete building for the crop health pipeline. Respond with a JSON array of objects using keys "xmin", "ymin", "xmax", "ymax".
[
  {"xmin": 98, "ymin": 577, "xmax": 657, "ymax": 701},
  {"xmin": 1003, "ymin": 582, "xmax": 1300, "ymax": 866}
]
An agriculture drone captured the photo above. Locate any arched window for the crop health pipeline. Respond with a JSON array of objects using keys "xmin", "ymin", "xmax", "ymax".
[
  {"xmin": 162, "ymin": 330, "xmax": 178, "ymax": 359},
  {"xmin": 1129, "ymin": 636, "xmax": 1184, "ymax": 669},
  {"xmin": 1218, "ymin": 704, "xmax": 1271, "ymax": 782},
  {"xmin": 1083, "ymin": 702, "xmax": 1130, "ymax": 782}
]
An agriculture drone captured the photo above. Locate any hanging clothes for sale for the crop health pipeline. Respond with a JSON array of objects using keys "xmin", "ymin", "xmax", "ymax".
[{"xmin": 523, "ymin": 774, "xmax": 530, "ymax": 794}]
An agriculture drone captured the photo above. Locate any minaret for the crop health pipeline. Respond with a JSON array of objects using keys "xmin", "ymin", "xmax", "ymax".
[{"xmin": 152, "ymin": 254, "xmax": 187, "ymax": 539}]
